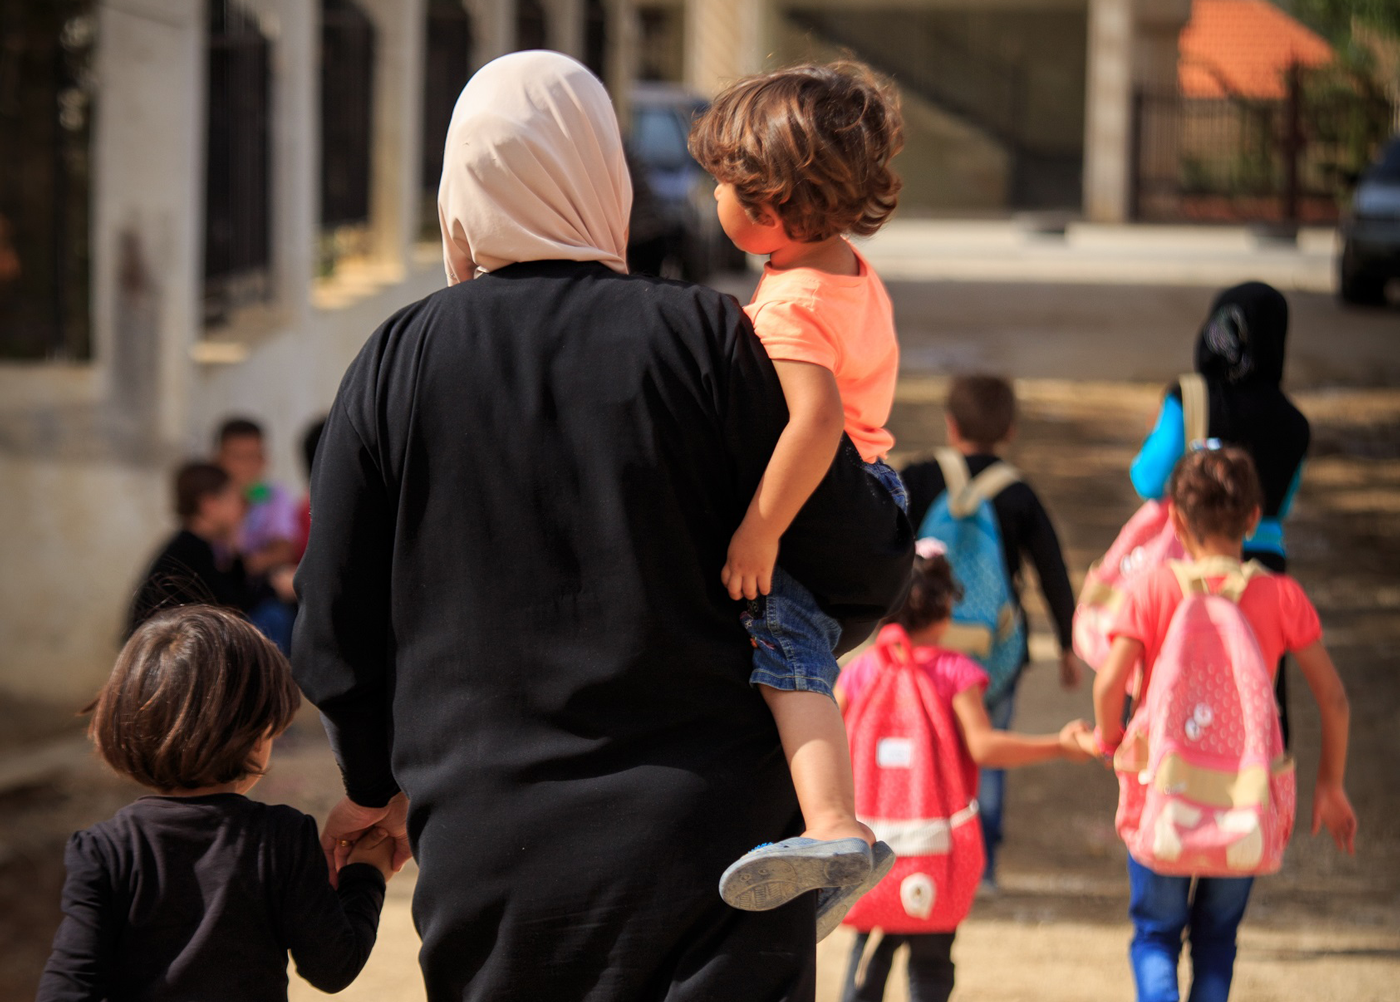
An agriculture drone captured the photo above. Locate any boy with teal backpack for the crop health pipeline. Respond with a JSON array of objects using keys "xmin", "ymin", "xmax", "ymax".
[{"xmin": 901, "ymin": 375, "xmax": 1084, "ymax": 889}]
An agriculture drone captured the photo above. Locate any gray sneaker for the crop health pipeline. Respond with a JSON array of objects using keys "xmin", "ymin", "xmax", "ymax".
[
  {"xmin": 815, "ymin": 840, "xmax": 896, "ymax": 941},
  {"xmin": 719, "ymin": 837, "xmax": 873, "ymax": 911}
]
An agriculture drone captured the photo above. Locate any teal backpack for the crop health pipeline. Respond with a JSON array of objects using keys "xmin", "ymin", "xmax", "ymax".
[{"xmin": 916, "ymin": 448, "xmax": 1025, "ymax": 704}]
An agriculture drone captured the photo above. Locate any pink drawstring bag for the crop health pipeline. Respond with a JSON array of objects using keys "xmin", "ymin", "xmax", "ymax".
[
  {"xmin": 843, "ymin": 625, "xmax": 984, "ymax": 933},
  {"xmin": 1114, "ymin": 560, "xmax": 1296, "ymax": 877}
]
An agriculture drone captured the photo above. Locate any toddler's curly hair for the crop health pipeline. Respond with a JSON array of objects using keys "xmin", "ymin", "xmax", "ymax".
[
  {"xmin": 688, "ymin": 61, "xmax": 903, "ymax": 243},
  {"xmin": 1168, "ymin": 446, "xmax": 1263, "ymax": 543},
  {"xmin": 891, "ymin": 551, "xmax": 964, "ymax": 635}
]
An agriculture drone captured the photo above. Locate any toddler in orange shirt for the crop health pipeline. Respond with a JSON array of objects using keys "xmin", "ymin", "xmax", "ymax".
[{"xmin": 689, "ymin": 61, "xmax": 906, "ymax": 934}]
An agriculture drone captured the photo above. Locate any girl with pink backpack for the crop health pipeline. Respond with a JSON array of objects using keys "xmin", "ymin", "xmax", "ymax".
[
  {"xmin": 1084, "ymin": 447, "xmax": 1355, "ymax": 1002},
  {"xmin": 834, "ymin": 541, "xmax": 1092, "ymax": 1002}
]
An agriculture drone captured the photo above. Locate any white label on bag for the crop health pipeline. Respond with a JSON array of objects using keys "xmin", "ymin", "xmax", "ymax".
[{"xmin": 877, "ymin": 737, "xmax": 913, "ymax": 768}]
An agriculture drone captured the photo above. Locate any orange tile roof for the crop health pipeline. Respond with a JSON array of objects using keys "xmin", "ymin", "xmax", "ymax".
[{"xmin": 1179, "ymin": 0, "xmax": 1334, "ymax": 99}]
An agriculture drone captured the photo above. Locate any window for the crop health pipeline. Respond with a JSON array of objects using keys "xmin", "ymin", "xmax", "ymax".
[
  {"xmin": 320, "ymin": 0, "xmax": 375, "ymax": 269},
  {"xmin": 516, "ymin": 0, "xmax": 546, "ymax": 51},
  {"xmin": 0, "ymin": 0, "xmax": 95, "ymax": 360},
  {"xmin": 420, "ymin": 0, "xmax": 474, "ymax": 238},
  {"xmin": 204, "ymin": 0, "xmax": 271, "ymax": 328}
]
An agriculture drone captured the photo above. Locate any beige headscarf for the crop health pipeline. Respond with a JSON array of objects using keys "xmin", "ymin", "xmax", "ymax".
[{"xmin": 438, "ymin": 50, "xmax": 632, "ymax": 284}]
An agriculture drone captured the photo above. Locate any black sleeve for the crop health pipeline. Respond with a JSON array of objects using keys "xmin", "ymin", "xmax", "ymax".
[
  {"xmin": 898, "ymin": 459, "xmax": 947, "ymax": 536},
  {"xmin": 291, "ymin": 334, "xmax": 400, "ymax": 808},
  {"xmin": 36, "ymin": 832, "xmax": 118, "ymax": 1002},
  {"xmin": 280, "ymin": 814, "xmax": 386, "ymax": 994},
  {"xmin": 718, "ymin": 299, "xmax": 914, "ymax": 655},
  {"xmin": 1018, "ymin": 486, "xmax": 1077, "ymax": 651}
]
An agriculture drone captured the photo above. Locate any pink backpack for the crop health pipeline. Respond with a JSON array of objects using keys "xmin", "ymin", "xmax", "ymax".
[
  {"xmin": 1074, "ymin": 374, "xmax": 1206, "ymax": 671},
  {"xmin": 1114, "ymin": 559, "xmax": 1296, "ymax": 877},
  {"xmin": 842, "ymin": 625, "xmax": 984, "ymax": 933}
]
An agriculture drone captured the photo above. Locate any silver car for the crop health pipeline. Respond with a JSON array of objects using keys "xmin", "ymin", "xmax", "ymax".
[{"xmin": 1339, "ymin": 136, "xmax": 1400, "ymax": 305}]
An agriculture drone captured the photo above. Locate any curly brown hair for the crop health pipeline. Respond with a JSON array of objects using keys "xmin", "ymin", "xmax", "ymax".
[
  {"xmin": 1168, "ymin": 446, "xmax": 1263, "ymax": 543},
  {"xmin": 87, "ymin": 606, "xmax": 300, "ymax": 791},
  {"xmin": 688, "ymin": 61, "xmax": 903, "ymax": 243},
  {"xmin": 891, "ymin": 553, "xmax": 964, "ymax": 635}
]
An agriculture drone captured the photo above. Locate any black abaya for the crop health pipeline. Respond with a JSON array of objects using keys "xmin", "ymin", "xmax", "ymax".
[{"xmin": 293, "ymin": 262, "xmax": 912, "ymax": 1001}]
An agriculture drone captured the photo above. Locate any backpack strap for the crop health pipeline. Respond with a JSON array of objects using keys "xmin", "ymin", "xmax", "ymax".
[
  {"xmin": 1179, "ymin": 372, "xmax": 1209, "ymax": 448},
  {"xmin": 1169, "ymin": 557, "xmax": 1270, "ymax": 603},
  {"xmin": 934, "ymin": 448, "xmax": 1020, "ymax": 519}
]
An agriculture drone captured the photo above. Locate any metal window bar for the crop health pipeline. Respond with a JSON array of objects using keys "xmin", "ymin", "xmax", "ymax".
[
  {"xmin": 321, "ymin": 0, "xmax": 375, "ymax": 233},
  {"xmin": 204, "ymin": 0, "xmax": 271, "ymax": 328}
]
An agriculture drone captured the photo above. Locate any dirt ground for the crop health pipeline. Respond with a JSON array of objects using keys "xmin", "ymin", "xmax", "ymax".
[{"xmin": 2, "ymin": 376, "xmax": 1396, "ymax": 1000}]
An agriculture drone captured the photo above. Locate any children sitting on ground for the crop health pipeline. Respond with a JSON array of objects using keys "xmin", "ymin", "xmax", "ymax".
[
  {"xmin": 900, "ymin": 374, "xmax": 1083, "ymax": 890},
  {"xmin": 128, "ymin": 462, "xmax": 296, "ymax": 637},
  {"xmin": 1129, "ymin": 283, "xmax": 1309, "ymax": 747},
  {"xmin": 688, "ymin": 62, "xmax": 908, "ymax": 930},
  {"xmin": 38, "ymin": 605, "xmax": 395, "ymax": 1000},
  {"xmin": 1085, "ymin": 446, "xmax": 1354, "ymax": 1002},
  {"xmin": 834, "ymin": 541, "xmax": 1092, "ymax": 1002}
]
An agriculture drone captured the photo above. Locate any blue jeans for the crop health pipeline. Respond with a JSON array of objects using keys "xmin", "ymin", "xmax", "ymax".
[
  {"xmin": 743, "ymin": 461, "xmax": 907, "ymax": 699},
  {"xmin": 1128, "ymin": 856, "xmax": 1254, "ymax": 1002},
  {"xmin": 976, "ymin": 686, "xmax": 1015, "ymax": 882}
]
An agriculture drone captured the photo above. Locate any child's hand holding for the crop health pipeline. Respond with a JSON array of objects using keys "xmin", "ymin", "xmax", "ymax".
[
  {"xmin": 346, "ymin": 827, "xmax": 397, "ymax": 881},
  {"xmin": 1058, "ymin": 720, "xmax": 1093, "ymax": 762},
  {"xmin": 722, "ymin": 522, "xmax": 779, "ymax": 601},
  {"xmin": 1312, "ymin": 781, "xmax": 1357, "ymax": 855}
]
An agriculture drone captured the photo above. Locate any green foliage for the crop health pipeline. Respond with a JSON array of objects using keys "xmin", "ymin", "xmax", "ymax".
[{"xmin": 1280, "ymin": 0, "xmax": 1400, "ymax": 42}]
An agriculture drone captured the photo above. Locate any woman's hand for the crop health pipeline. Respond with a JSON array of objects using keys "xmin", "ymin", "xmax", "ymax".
[
  {"xmin": 321, "ymin": 792, "xmax": 412, "ymax": 885},
  {"xmin": 722, "ymin": 523, "xmax": 779, "ymax": 601},
  {"xmin": 1312, "ymin": 780, "xmax": 1357, "ymax": 855}
]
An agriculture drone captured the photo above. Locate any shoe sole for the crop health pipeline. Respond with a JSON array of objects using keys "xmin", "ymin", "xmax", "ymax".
[
  {"xmin": 816, "ymin": 841, "xmax": 896, "ymax": 941},
  {"xmin": 719, "ymin": 842, "xmax": 873, "ymax": 912}
]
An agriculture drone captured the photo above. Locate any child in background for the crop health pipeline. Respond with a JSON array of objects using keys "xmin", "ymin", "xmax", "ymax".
[
  {"xmin": 39, "ymin": 606, "xmax": 394, "ymax": 1001},
  {"xmin": 835, "ymin": 543, "xmax": 1091, "ymax": 1002},
  {"xmin": 128, "ymin": 462, "xmax": 295, "ymax": 636},
  {"xmin": 1129, "ymin": 283, "xmax": 1309, "ymax": 746},
  {"xmin": 901, "ymin": 374, "xmax": 1083, "ymax": 890},
  {"xmin": 1089, "ymin": 447, "xmax": 1354, "ymax": 1002},
  {"xmin": 689, "ymin": 62, "xmax": 906, "ymax": 922}
]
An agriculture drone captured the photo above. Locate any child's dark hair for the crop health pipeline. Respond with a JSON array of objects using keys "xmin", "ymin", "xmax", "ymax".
[
  {"xmin": 688, "ymin": 61, "xmax": 903, "ymax": 243},
  {"xmin": 892, "ymin": 551, "xmax": 964, "ymax": 634},
  {"xmin": 216, "ymin": 415, "xmax": 263, "ymax": 447},
  {"xmin": 175, "ymin": 461, "xmax": 231, "ymax": 519},
  {"xmin": 1168, "ymin": 446, "xmax": 1262, "ymax": 542},
  {"xmin": 947, "ymin": 375, "xmax": 1017, "ymax": 450},
  {"xmin": 88, "ymin": 606, "xmax": 300, "ymax": 791}
]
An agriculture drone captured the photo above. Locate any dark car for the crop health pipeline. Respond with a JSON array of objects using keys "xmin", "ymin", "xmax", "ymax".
[
  {"xmin": 625, "ymin": 83, "xmax": 745, "ymax": 281},
  {"xmin": 1339, "ymin": 136, "xmax": 1400, "ymax": 305}
]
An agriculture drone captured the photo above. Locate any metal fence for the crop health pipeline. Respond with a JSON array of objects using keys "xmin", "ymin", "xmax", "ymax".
[
  {"xmin": 0, "ymin": 0, "xmax": 94, "ymax": 360},
  {"xmin": 321, "ymin": 0, "xmax": 375, "ymax": 232},
  {"xmin": 204, "ymin": 0, "xmax": 271, "ymax": 327}
]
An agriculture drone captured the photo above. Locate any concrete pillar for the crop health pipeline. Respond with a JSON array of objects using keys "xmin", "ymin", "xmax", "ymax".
[
  {"xmin": 683, "ymin": 0, "xmax": 765, "ymax": 97},
  {"xmin": 544, "ymin": 0, "xmax": 585, "ymax": 57},
  {"xmin": 467, "ymin": 0, "xmax": 515, "ymax": 64},
  {"xmin": 363, "ymin": 0, "xmax": 426, "ymax": 272},
  {"xmin": 92, "ymin": 0, "xmax": 205, "ymax": 449},
  {"xmin": 1082, "ymin": 0, "xmax": 1134, "ymax": 223}
]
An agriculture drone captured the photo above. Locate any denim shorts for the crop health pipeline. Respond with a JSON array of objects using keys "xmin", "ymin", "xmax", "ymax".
[{"xmin": 742, "ymin": 460, "xmax": 908, "ymax": 699}]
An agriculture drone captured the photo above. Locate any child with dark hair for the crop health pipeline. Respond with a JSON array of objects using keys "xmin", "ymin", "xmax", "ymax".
[
  {"xmin": 1088, "ymin": 447, "xmax": 1354, "ymax": 1002},
  {"xmin": 1130, "ymin": 282, "xmax": 1310, "ymax": 745},
  {"xmin": 216, "ymin": 416, "xmax": 301, "ymax": 576},
  {"xmin": 38, "ymin": 606, "xmax": 394, "ymax": 1001},
  {"xmin": 835, "ymin": 542, "xmax": 1090, "ymax": 1002},
  {"xmin": 690, "ymin": 61, "xmax": 907, "ymax": 923},
  {"xmin": 129, "ymin": 462, "xmax": 295, "ymax": 636},
  {"xmin": 901, "ymin": 373, "xmax": 1083, "ymax": 889}
]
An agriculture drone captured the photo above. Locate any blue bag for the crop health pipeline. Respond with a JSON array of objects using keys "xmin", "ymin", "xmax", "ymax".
[{"xmin": 916, "ymin": 448, "xmax": 1025, "ymax": 704}]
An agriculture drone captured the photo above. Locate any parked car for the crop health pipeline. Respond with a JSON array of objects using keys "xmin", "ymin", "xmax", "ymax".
[
  {"xmin": 1339, "ymin": 135, "xmax": 1400, "ymax": 305},
  {"xmin": 625, "ymin": 83, "xmax": 746, "ymax": 281}
]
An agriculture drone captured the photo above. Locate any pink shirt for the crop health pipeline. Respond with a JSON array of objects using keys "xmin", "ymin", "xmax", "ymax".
[
  {"xmin": 1109, "ymin": 564, "xmax": 1322, "ymax": 693},
  {"xmin": 743, "ymin": 242, "xmax": 898, "ymax": 462},
  {"xmin": 839, "ymin": 638, "xmax": 988, "ymax": 795}
]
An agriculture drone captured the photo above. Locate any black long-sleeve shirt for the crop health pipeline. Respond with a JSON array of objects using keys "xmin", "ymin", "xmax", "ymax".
[
  {"xmin": 902, "ymin": 453, "xmax": 1076, "ymax": 654},
  {"xmin": 37, "ymin": 794, "xmax": 385, "ymax": 1001},
  {"xmin": 128, "ymin": 529, "xmax": 273, "ymax": 636}
]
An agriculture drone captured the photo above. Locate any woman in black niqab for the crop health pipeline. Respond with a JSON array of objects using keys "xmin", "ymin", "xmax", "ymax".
[{"xmin": 292, "ymin": 51, "xmax": 911, "ymax": 1002}]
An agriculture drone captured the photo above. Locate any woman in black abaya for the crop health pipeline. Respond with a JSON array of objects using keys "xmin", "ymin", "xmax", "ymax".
[{"xmin": 292, "ymin": 51, "xmax": 911, "ymax": 1002}]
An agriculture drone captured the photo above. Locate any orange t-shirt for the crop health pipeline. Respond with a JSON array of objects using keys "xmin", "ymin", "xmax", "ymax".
[
  {"xmin": 1109, "ymin": 564, "xmax": 1323, "ymax": 691},
  {"xmin": 743, "ymin": 242, "xmax": 898, "ymax": 462}
]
